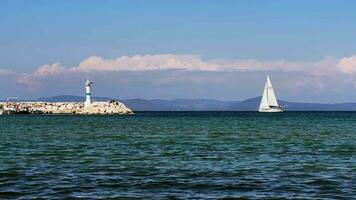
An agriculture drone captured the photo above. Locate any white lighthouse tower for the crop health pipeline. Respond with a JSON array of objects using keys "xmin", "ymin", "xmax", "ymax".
[{"xmin": 84, "ymin": 79, "xmax": 93, "ymax": 108}]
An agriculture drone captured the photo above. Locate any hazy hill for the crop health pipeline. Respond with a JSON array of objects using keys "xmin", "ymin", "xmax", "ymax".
[
  {"xmin": 228, "ymin": 97, "xmax": 356, "ymax": 111},
  {"xmin": 35, "ymin": 95, "xmax": 356, "ymax": 111},
  {"xmin": 37, "ymin": 95, "xmax": 111, "ymax": 102}
]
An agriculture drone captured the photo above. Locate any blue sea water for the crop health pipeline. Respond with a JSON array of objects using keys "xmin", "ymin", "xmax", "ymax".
[{"xmin": 0, "ymin": 112, "xmax": 355, "ymax": 199}]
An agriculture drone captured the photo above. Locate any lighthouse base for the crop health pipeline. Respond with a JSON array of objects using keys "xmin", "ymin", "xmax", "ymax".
[{"xmin": 84, "ymin": 101, "xmax": 92, "ymax": 108}]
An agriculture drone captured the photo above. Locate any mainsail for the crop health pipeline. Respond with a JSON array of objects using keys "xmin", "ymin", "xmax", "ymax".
[
  {"xmin": 259, "ymin": 82, "xmax": 269, "ymax": 110},
  {"xmin": 259, "ymin": 76, "xmax": 279, "ymax": 110}
]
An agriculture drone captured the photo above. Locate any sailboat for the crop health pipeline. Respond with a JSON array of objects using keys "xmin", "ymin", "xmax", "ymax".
[{"xmin": 258, "ymin": 76, "xmax": 283, "ymax": 112}]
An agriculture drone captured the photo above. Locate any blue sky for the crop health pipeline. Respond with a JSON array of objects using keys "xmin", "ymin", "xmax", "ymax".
[{"xmin": 1, "ymin": 0, "xmax": 356, "ymax": 102}]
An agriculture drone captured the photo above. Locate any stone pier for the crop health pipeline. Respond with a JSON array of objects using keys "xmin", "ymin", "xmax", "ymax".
[{"xmin": 0, "ymin": 101, "xmax": 133, "ymax": 115}]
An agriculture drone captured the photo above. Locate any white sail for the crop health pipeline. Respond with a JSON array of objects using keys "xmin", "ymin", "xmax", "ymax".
[
  {"xmin": 258, "ymin": 75, "xmax": 282, "ymax": 112},
  {"xmin": 266, "ymin": 76, "xmax": 279, "ymax": 107},
  {"xmin": 259, "ymin": 82, "xmax": 269, "ymax": 110}
]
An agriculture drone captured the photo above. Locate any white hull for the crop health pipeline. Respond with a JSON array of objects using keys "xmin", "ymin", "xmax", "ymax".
[{"xmin": 258, "ymin": 108, "xmax": 283, "ymax": 113}]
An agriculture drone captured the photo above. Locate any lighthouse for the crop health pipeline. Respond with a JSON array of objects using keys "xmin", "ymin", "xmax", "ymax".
[{"xmin": 84, "ymin": 79, "xmax": 93, "ymax": 108}]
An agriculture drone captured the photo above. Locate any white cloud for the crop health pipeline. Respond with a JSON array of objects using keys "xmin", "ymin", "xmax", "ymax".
[
  {"xmin": 71, "ymin": 54, "xmax": 218, "ymax": 72},
  {"xmin": 210, "ymin": 56, "xmax": 339, "ymax": 75},
  {"xmin": 32, "ymin": 63, "xmax": 65, "ymax": 76},
  {"xmin": 337, "ymin": 55, "xmax": 356, "ymax": 73},
  {"xmin": 17, "ymin": 63, "xmax": 65, "ymax": 88}
]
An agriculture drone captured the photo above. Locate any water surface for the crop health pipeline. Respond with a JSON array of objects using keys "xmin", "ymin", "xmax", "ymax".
[{"xmin": 0, "ymin": 112, "xmax": 355, "ymax": 199}]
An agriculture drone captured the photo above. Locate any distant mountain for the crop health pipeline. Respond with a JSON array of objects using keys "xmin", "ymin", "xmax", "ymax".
[
  {"xmin": 228, "ymin": 97, "xmax": 260, "ymax": 111},
  {"xmin": 279, "ymin": 100, "xmax": 356, "ymax": 111},
  {"xmin": 37, "ymin": 95, "xmax": 111, "ymax": 102},
  {"xmin": 229, "ymin": 97, "xmax": 356, "ymax": 111},
  {"xmin": 139, "ymin": 99, "xmax": 236, "ymax": 111},
  {"xmin": 37, "ymin": 95, "xmax": 84, "ymax": 102},
  {"xmin": 35, "ymin": 95, "xmax": 356, "ymax": 111},
  {"xmin": 121, "ymin": 99, "xmax": 168, "ymax": 111}
]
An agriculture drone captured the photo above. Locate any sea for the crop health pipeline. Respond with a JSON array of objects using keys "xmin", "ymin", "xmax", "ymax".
[{"xmin": 0, "ymin": 112, "xmax": 355, "ymax": 199}]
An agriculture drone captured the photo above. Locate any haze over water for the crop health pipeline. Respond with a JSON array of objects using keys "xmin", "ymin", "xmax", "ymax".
[{"xmin": 0, "ymin": 112, "xmax": 355, "ymax": 199}]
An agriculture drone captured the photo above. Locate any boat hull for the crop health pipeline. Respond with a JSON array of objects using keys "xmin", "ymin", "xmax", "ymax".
[{"xmin": 258, "ymin": 108, "xmax": 283, "ymax": 113}]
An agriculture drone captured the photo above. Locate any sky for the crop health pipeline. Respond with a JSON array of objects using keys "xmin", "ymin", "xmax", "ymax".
[{"xmin": 1, "ymin": 0, "xmax": 356, "ymax": 102}]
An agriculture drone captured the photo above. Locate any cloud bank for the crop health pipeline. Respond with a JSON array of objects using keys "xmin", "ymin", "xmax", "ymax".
[
  {"xmin": 2, "ymin": 53, "xmax": 356, "ymax": 102},
  {"xmin": 15, "ymin": 54, "xmax": 353, "ymax": 89},
  {"xmin": 16, "ymin": 53, "xmax": 356, "ymax": 77},
  {"xmin": 72, "ymin": 54, "xmax": 218, "ymax": 72}
]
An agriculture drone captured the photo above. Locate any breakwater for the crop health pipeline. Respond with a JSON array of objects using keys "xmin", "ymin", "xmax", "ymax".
[{"xmin": 0, "ymin": 101, "xmax": 133, "ymax": 115}]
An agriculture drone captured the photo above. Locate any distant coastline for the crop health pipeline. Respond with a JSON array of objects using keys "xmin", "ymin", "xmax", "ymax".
[{"xmin": 5, "ymin": 95, "xmax": 356, "ymax": 112}]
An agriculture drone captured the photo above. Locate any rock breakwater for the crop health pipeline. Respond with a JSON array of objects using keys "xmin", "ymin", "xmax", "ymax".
[{"xmin": 0, "ymin": 101, "xmax": 133, "ymax": 115}]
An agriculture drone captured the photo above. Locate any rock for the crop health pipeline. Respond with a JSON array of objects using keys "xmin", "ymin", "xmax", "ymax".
[{"xmin": 78, "ymin": 101, "xmax": 133, "ymax": 115}]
